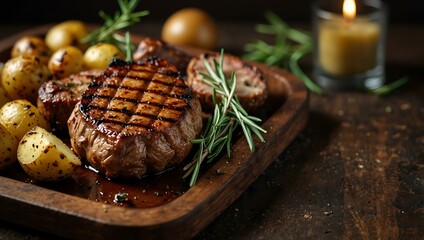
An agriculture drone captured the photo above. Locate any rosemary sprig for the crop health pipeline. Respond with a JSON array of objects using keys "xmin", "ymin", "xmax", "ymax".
[
  {"xmin": 368, "ymin": 77, "xmax": 409, "ymax": 95},
  {"xmin": 183, "ymin": 49, "xmax": 267, "ymax": 187},
  {"xmin": 244, "ymin": 11, "xmax": 323, "ymax": 95},
  {"xmin": 245, "ymin": 12, "xmax": 408, "ymax": 95},
  {"xmin": 124, "ymin": 31, "xmax": 132, "ymax": 62},
  {"xmin": 80, "ymin": 0, "xmax": 149, "ymax": 57}
]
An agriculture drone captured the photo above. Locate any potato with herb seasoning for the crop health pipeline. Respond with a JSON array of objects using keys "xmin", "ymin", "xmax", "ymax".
[
  {"xmin": 0, "ymin": 123, "xmax": 18, "ymax": 169},
  {"xmin": 45, "ymin": 20, "xmax": 88, "ymax": 51},
  {"xmin": 11, "ymin": 36, "xmax": 51, "ymax": 64},
  {"xmin": 83, "ymin": 43, "xmax": 125, "ymax": 69},
  {"xmin": 0, "ymin": 100, "xmax": 49, "ymax": 141},
  {"xmin": 48, "ymin": 46, "xmax": 84, "ymax": 79},
  {"xmin": 17, "ymin": 126, "xmax": 81, "ymax": 181},
  {"xmin": 1, "ymin": 55, "xmax": 51, "ymax": 104}
]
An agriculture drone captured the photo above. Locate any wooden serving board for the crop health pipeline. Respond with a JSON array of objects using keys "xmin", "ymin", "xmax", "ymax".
[{"xmin": 0, "ymin": 25, "xmax": 309, "ymax": 239}]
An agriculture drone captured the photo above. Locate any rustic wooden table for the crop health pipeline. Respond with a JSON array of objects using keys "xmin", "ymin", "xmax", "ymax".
[{"xmin": 0, "ymin": 22, "xmax": 423, "ymax": 239}]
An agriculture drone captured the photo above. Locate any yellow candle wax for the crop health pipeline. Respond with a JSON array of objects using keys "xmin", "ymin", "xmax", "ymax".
[{"xmin": 319, "ymin": 19, "xmax": 380, "ymax": 76}]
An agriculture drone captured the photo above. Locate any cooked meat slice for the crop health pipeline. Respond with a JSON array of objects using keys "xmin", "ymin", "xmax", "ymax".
[
  {"xmin": 187, "ymin": 52, "xmax": 268, "ymax": 113},
  {"xmin": 67, "ymin": 58, "xmax": 203, "ymax": 179},
  {"xmin": 132, "ymin": 37, "xmax": 192, "ymax": 73},
  {"xmin": 37, "ymin": 69, "xmax": 102, "ymax": 133}
]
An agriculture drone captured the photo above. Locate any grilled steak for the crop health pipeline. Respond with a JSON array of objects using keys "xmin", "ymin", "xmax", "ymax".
[
  {"xmin": 187, "ymin": 53, "xmax": 268, "ymax": 113},
  {"xmin": 132, "ymin": 37, "xmax": 192, "ymax": 74},
  {"xmin": 37, "ymin": 69, "xmax": 102, "ymax": 133},
  {"xmin": 68, "ymin": 58, "xmax": 203, "ymax": 179}
]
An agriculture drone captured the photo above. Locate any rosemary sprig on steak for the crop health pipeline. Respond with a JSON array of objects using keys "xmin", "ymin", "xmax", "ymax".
[
  {"xmin": 183, "ymin": 49, "xmax": 267, "ymax": 187},
  {"xmin": 80, "ymin": 0, "xmax": 149, "ymax": 56}
]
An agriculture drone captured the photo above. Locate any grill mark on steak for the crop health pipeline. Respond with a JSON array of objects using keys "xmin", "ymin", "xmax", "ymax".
[
  {"xmin": 79, "ymin": 58, "xmax": 193, "ymax": 137},
  {"xmin": 81, "ymin": 105, "xmax": 179, "ymax": 123},
  {"xmin": 81, "ymin": 94, "xmax": 187, "ymax": 111},
  {"xmin": 84, "ymin": 95, "xmax": 184, "ymax": 114},
  {"xmin": 68, "ymin": 58, "xmax": 203, "ymax": 179},
  {"xmin": 83, "ymin": 83, "xmax": 191, "ymax": 100},
  {"xmin": 101, "ymin": 72, "xmax": 186, "ymax": 88}
]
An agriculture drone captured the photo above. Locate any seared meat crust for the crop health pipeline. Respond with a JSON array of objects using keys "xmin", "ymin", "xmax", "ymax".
[
  {"xmin": 187, "ymin": 53, "xmax": 268, "ymax": 113},
  {"xmin": 37, "ymin": 69, "xmax": 102, "ymax": 133},
  {"xmin": 68, "ymin": 58, "xmax": 202, "ymax": 179},
  {"xmin": 132, "ymin": 37, "xmax": 192, "ymax": 74}
]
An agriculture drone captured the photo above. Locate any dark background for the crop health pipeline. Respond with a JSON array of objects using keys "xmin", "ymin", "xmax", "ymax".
[{"xmin": 1, "ymin": 0, "xmax": 422, "ymax": 24}]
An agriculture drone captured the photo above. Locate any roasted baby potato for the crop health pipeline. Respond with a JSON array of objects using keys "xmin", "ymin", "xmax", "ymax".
[
  {"xmin": 11, "ymin": 36, "xmax": 51, "ymax": 64},
  {"xmin": 161, "ymin": 8, "xmax": 218, "ymax": 49},
  {"xmin": 17, "ymin": 126, "xmax": 81, "ymax": 181},
  {"xmin": 45, "ymin": 20, "xmax": 88, "ymax": 51},
  {"xmin": 0, "ymin": 123, "xmax": 18, "ymax": 169},
  {"xmin": 48, "ymin": 46, "xmax": 84, "ymax": 79},
  {"xmin": 1, "ymin": 55, "xmax": 51, "ymax": 103},
  {"xmin": 0, "ymin": 100, "xmax": 49, "ymax": 141},
  {"xmin": 83, "ymin": 43, "xmax": 125, "ymax": 69}
]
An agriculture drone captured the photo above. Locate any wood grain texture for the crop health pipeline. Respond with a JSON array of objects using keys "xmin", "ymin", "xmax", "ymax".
[
  {"xmin": 0, "ymin": 25, "xmax": 308, "ymax": 240},
  {"xmin": 195, "ymin": 76, "xmax": 423, "ymax": 240}
]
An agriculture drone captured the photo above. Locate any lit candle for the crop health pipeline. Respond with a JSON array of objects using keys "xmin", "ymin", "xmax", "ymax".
[{"xmin": 318, "ymin": 0, "xmax": 381, "ymax": 76}]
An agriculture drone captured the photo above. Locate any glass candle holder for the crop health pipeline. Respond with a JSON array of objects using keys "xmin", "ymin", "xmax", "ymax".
[{"xmin": 312, "ymin": 0, "xmax": 387, "ymax": 90}]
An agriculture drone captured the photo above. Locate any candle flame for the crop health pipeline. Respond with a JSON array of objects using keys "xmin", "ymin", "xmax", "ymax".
[{"xmin": 343, "ymin": 0, "xmax": 356, "ymax": 20}]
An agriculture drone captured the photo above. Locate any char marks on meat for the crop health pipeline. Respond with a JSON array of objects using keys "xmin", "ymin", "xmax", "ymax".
[
  {"xmin": 68, "ymin": 58, "xmax": 203, "ymax": 179},
  {"xmin": 37, "ymin": 69, "xmax": 102, "ymax": 134}
]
